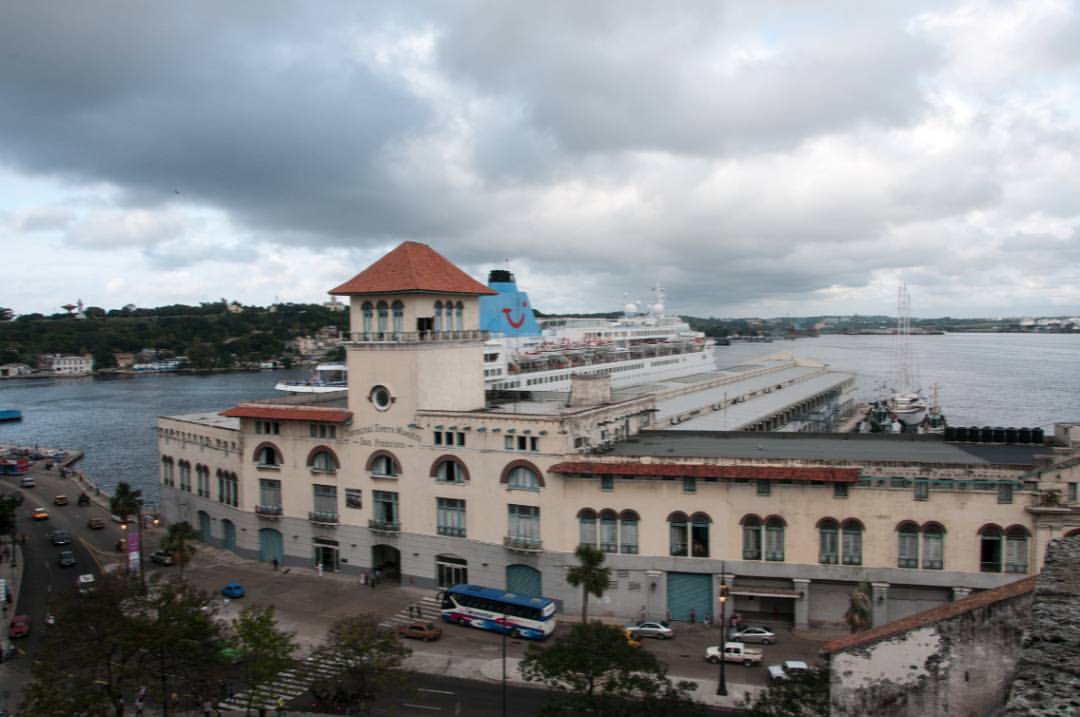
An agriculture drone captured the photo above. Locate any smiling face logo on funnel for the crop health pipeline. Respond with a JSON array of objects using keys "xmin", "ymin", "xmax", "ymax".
[{"xmin": 503, "ymin": 299, "xmax": 529, "ymax": 329}]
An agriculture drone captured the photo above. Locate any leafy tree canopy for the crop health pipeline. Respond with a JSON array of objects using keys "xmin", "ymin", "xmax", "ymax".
[
  {"xmin": 307, "ymin": 614, "xmax": 411, "ymax": 710},
  {"xmin": 521, "ymin": 622, "xmax": 702, "ymax": 717},
  {"xmin": 742, "ymin": 667, "xmax": 830, "ymax": 717},
  {"xmin": 228, "ymin": 604, "xmax": 300, "ymax": 714}
]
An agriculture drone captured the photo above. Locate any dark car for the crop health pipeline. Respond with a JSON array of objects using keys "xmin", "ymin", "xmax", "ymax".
[
  {"xmin": 57, "ymin": 550, "xmax": 77, "ymax": 567},
  {"xmin": 87, "ymin": 518, "xmax": 105, "ymax": 530},
  {"xmin": 77, "ymin": 493, "xmax": 91, "ymax": 506},
  {"xmin": 150, "ymin": 551, "xmax": 175, "ymax": 566},
  {"xmin": 8, "ymin": 614, "xmax": 30, "ymax": 638},
  {"xmin": 50, "ymin": 530, "xmax": 72, "ymax": 546},
  {"xmin": 2, "ymin": 491, "xmax": 24, "ymax": 506},
  {"xmin": 397, "ymin": 621, "xmax": 442, "ymax": 641}
]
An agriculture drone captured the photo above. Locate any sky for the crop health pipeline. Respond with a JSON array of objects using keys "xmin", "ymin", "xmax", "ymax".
[{"xmin": 1, "ymin": 1, "xmax": 1078, "ymax": 319}]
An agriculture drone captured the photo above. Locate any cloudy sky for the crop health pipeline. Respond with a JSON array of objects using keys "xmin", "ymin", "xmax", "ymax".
[{"xmin": 2, "ymin": 1, "xmax": 1078, "ymax": 318}]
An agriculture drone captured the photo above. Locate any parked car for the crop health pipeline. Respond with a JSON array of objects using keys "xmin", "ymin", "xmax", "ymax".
[
  {"xmin": 767, "ymin": 660, "xmax": 810, "ymax": 681},
  {"xmin": 730, "ymin": 625, "xmax": 777, "ymax": 645},
  {"xmin": 57, "ymin": 550, "xmax": 77, "ymax": 567},
  {"xmin": 397, "ymin": 621, "xmax": 442, "ymax": 641},
  {"xmin": 77, "ymin": 493, "xmax": 91, "ymax": 506},
  {"xmin": 8, "ymin": 614, "xmax": 30, "ymax": 638},
  {"xmin": 87, "ymin": 518, "xmax": 105, "ymax": 530},
  {"xmin": 53, "ymin": 494, "xmax": 69, "ymax": 506},
  {"xmin": 221, "ymin": 583, "xmax": 246, "ymax": 598},
  {"xmin": 50, "ymin": 530, "xmax": 72, "ymax": 545},
  {"xmin": 705, "ymin": 642, "xmax": 764, "ymax": 667},
  {"xmin": 20, "ymin": 477, "xmax": 34, "ymax": 489},
  {"xmin": 625, "ymin": 621, "xmax": 674, "ymax": 640},
  {"xmin": 150, "ymin": 551, "xmax": 175, "ymax": 566},
  {"xmin": 3, "ymin": 491, "xmax": 24, "ymax": 506},
  {"xmin": 77, "ymin": 574, "xmax": 96, "ymax": 593},
  {"xmin": 31, "ymin": 507, "xmax": 49, "ymax": 521}
]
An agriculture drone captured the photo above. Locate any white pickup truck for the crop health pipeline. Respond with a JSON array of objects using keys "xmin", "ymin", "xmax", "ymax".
[{"xmin": 705, "ymin": 641, "xmax": 764, "ymax": 667}]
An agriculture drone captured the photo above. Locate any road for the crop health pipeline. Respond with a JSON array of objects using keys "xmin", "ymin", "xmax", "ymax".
[{"xmin": 292, "ymin": 672, "xmax": 746, "ymax": 716}]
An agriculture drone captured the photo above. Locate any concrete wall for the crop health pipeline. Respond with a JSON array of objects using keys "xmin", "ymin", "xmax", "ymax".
[{"xmin": 829, "ymin": 588, "xmax": 1033, "ymax": 717}]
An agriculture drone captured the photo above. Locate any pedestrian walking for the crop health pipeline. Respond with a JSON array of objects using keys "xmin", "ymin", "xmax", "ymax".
[{"xmin": 272, "ymin": 557, "xmax": 279, "ymax": 571}]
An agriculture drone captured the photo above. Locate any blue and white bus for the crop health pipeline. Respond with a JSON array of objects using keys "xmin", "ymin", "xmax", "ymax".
[{"xmin": 438, "ymin": 584, "xmax": 557, "ymax": 640}]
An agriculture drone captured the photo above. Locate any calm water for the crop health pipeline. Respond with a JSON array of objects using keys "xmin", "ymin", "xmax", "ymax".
[{"xmin": 1, "ymin": 334, "xmax": 1077, "ymax": 504}]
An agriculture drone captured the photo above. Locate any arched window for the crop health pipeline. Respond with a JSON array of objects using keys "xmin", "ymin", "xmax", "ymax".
[
  {"xmin": 1005, "ymin": 525, "xmax": 1030, "ymax": 573},
  {"xmin": 599, "ymin": 510, "xmax": 618, "ymax": 552},
  {"xmin": 178, "ymin": 461, "xmax": 192, "ymax": 491},
  {"xmin": 366, "ymin": 450, "xmax": 401, "ymax": 478},
  {"xmin": 161, "ymin": 457, "xmax": 175, "ymax": 487},
  {"xmin": 431, "ymin": 456, "xmax": 469, "ymax": 484},
  {"xmin": 434, "ymin": 301, "xmax": 444, "ymax": 332},
  {"xmin": 818, "ymin": 518, "xmax": 839, "ymax": 564},
  {"xmin": 691, "ymin": 512, "xmax": 711, "ymax": 558},
  {"xmin": 309, "ymin": 450, "xmax": 338, "ymax": 473},
  {"xmin": 979, "ymin": 524, "xmax": 1003, "ymax": 572},
  {"xmin": 765, "ymin": 515, "xmax": 785, "ymax": 561},
  {"xmin": 376, "ymin": 301, "xmax": 389, "ymax": 335},
  {"xmin": 361, "ymin": 302, "xmax": 373, "ymax": 335},
  {"xmin": 578, "ymin": 509, "xmax": 597, "ymax": 548},
  {"xmin": 741, "ymin": 514, "xmax": 762, "ymax": 560},
  {"xmin": 454, "ymin": 301, "xmax": 464, "ymax": 331},
  {"xmin": 253, "ymin": 442, "xmax": 282, "ymax": 467},
  {"xmin": 668, "ymin": 511, "xmax": 688, "ymax": 557},
  {"xmin": 392, "ymin": 300, "xmax": 404, "ymax": 334},
  {"xmin": 841, "ymin": 519, "xmax": 863, "ymax": 566},
  {"xmin": 922, "ymin": 522, "xmax": 945, "ymax": 570},
  {"xmin": 897, "ymin": 521, "xmax": 919, "ymax": 568},
  {"xmin": 619, "ymin": 510, "xmax": 639, "ymax": 554},
  {"xmin": 506, "ymin": 465, "xmax": 540, "ymax": 491}
]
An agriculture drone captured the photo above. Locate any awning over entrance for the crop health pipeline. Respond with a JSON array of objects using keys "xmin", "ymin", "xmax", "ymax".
[{"xmin": 731, "ymin": 587, "xmax": 801, "ymax": 599}]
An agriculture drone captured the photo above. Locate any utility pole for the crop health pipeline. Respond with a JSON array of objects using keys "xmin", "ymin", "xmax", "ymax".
[{"xmin": 716, "ymin": 561, "xmax": 729, "ymax": 696}]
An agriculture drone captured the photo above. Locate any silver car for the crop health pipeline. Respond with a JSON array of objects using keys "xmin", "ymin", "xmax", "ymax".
[
  {"xmin": 626, "ymin": 621, "xmax": 674, "ymax": 640},
  {"xmin": 730, "ymin": 625, "xmax": 777, "ymax": 644}
]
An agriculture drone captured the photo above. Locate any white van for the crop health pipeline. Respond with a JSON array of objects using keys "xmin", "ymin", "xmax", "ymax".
[
  {"xmin": 20, "ymin": 476, "xmax": 34, "ymax": 488},
  {"xmin": 77, "ymin": 573, "xmax": 96, "ymax": 593}
]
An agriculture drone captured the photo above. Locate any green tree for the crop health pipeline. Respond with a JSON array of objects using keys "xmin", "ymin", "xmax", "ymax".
[
  {"xmin": 22, "ymin": 575, "xmax": 226, "ymax": 716},
  {"xmin": 565, "ymin": 543, "xmax": 611, "ymax": 624},
  {"xmin": 159, "ymin": 521, "xmax": 200, "ymax": 579},
  {"xmin": 742, "ymin": 667, "xmax": 830, "ymax": 717},
  {"xmin": 110, "ymin": 481, "xmax": 143, "ymax": 523},
  {"xmin": 521, "ymin": 622, "xmax": 702, "ymax": 717},
  {"xmin": 308, "ymin": 614, "xmax": 411, "ymax": 711},
  {"xmin": 228, "ymin": 605, "xmax": 300, "ymax": 714},
  {"xmin": 187, "ymin": 338, "xmax": 216, "ymax": 369},
  {"xmin": 844, "ymin": 581, "xmax": 873, "ymax": 634}
]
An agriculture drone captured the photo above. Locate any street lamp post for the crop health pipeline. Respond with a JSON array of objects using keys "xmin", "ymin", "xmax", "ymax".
[
  {"xmin": 136, "ymin": 500, "xmax": 145, "ymax": 588},
  {"xmin": 501, "ymin": 609, "xmax": 508, "ymax": 717},
  {"xmin": 716, "ymin": 564, "xmax": 729, "ymax": 697}
]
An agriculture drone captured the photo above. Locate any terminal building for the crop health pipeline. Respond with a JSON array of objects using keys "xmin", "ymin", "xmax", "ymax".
[{"xmin": 157, "ymin": 242, "xmax": 1080, "ymax": 629}]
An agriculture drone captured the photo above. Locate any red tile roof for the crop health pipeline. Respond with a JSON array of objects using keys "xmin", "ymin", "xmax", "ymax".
[
  {"xmin": 821, "ymin": 575, "xmax": 1039, "ymax": 655},
  {"xmin": 548, "ymin": 462, "xmax": 859, "ymax": 482},
  {"xmin": 220, "ymin": 405, "xmax": 353, "ymax": 423},
  {"xmin": 329, "ymin": 241, "xmax": 497, "ymax": 296}
]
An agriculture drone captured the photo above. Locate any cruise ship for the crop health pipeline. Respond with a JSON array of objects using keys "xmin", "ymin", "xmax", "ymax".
[{"xmin": 277, "ymin": 269, "xmax": 716, "ymax": 394}]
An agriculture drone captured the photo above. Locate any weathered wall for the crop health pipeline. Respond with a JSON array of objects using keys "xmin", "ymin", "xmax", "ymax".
[
  {"xmin": 1004, "ymin": 536, "xmax": 1080, "ymax": 716},
  {"xmin": 830, "ymin": 586, "xmax": 1033, "ymax": 717}
]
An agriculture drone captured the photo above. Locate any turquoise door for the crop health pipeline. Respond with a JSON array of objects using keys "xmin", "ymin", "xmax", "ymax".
[
  {"xmin": 197, "ymin": 511, "xmax": 211, "ymax": 542},
  {"xmin": 506, "ymin": 564, "xmax": 542, "ymax": 596},
  {"xmin": 259, "ymin": 528, "xmax": 284, "ymax": 564},
  {"xmin": 667, "ymin": 572, "xmax": 712, "ymax": 622},
  {"xmin": 222, "ymin": 519, "xmax": 237, "ymax": 552}
]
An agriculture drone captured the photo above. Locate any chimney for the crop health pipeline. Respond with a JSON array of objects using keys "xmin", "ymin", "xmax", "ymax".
[{"xmin": 568, "ymin": 374, "xmax": 612, "ymax": 407}]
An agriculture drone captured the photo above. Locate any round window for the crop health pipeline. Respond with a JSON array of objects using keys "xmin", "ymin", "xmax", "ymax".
[{"xmin": 370, "ymin": 385, "xmax": 393, "ymax": 411}]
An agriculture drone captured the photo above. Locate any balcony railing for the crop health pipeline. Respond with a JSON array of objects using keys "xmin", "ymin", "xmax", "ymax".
[
  {"xmin": 923, "ymin": 559, "xmax": 944, "ymax": 570},
  {"xmin": 369, "ymin": 519, "xmax": 401, "ymax": 534},
  {"xmin": 255, "ymin": 504, "xmax": 283, "ymax": 519},
  {"xmin": 503, "ymin": 535, "xmax": 543, "ymax": 552},
  {"xmin": 347, "ymin": 329, "xmax": 489, "ymax": 344},
  {"xmin": 308, "ymin": 511, "xmax": 339, "ymax": 526},
  {"xmin": 620, "ymin": 544, "xmax": 639, "ymax": 554},
  {"xmin": 980, "ymin": 561, "xmax": 1002, "ymax": 573},
  {"xmin": 897, "ymin": 557, "xmax": 918, "ymax": 569},
  {"xmin": 820, "ymin": 555, "xmax": 839, "ymax": 565},
  {"xmin": 1005, "ymin": 562, "xmax": 1028, "ymax": 574},
  {"xmin": 437, "ymin": 525, "xmax": 466, "ymax": 538},
  {"xmin": 599, "ymin": 542, "xmax": 618, "ymax": 553},
  {"xmin": 841, "ymin": 556, "xmax": 862, "ymax": 566}
]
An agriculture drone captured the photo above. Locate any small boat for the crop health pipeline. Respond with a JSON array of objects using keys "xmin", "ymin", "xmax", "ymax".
[{"xmin": 0, "ymin": 409, "xmax": 22, "ymax": 423}]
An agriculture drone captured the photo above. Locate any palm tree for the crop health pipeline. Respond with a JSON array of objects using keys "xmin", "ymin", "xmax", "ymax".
[
  {"xmin": 565, "ymin": 544, "xmax": 611, "ymax": 624},
  {"xmin": 844, "ymin": 581, "xmax": 873, "ymax": 634},
  {"xmin": 160, "ymin": 521, "xmax": 200, "ymax": 579},
  {"xmin": 109, "ymin": 481, "xmax": 142, "ymax": 523}
]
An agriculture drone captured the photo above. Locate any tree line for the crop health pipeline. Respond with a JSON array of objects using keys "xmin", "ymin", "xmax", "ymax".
[{"xmin": 0, "ymin": 302, "xmax": 348, "ymax": 369}]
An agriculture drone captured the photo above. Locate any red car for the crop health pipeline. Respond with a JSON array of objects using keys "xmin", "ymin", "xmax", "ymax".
[{"xmin": 9, "ymin": 614, "xmax": 30, "ymax": 638}]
